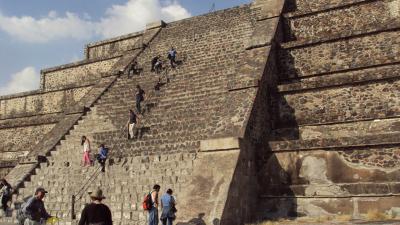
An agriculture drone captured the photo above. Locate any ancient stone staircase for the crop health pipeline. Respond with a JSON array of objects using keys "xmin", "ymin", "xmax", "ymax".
[
  {"xmin": 1, "ymin": 4, "xmax": 257, "ymax": 225},
  {"xmin": 92, "ymin": 6, "xmax": 255, "ymax": 157},
  {"xmin": 0, "ymin": 107, "xmax": 116, "ymax": 224},
  {"xmin": 257, "ymin": 0, "xmax": 400, "ymax": 219}
]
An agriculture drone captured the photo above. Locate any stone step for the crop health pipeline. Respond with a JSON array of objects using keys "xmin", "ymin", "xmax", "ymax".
[
  {"xmin": 283, "ymin": 0, "xmax": 397, "ymax": 43},
  {"xmin": 278, "ymin": 63, "xmax": 400, "ymax": 93},
  {"xmin": 272, "ymin": 117, "xmax": 400, "ymax": 141},
  {"xmin": 95, "ymin": 128, "xmax": 207, "ymax": 145},
  {"xmin": 278, "ymin": 30, "xmax": 400, "ymax": 80},
  {"xmin": 273, "ymin": 78, "xmax": 400, "ymax": 127},
  {"xmin": 269, "ymin": 132, "xmax": 400, "ymax": 152},
  {"xmin": 262, "ymin": 181, "xmax": 400, "ymax": 197},
  {"xmin": 283, "ymin": 0, "xmax": 366, "ymax": 17}
]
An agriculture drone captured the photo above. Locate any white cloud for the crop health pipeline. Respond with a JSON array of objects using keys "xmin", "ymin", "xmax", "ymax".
[
  {"xmin": 96, "ymin": 0, "xmax": 191, "ymax": 38},
  {"xmin": 0, "ymin": 12, "xmax": 95, "ymax": 43},
  {"xmin": 0, "ymin": 0, "xmax": 191, "ymax": 42},
  {"xmin": 0, "ymin": 67, "xmax": 40, "ymax": 95},
  {"xmin": 160, "ymin": 0, "xmax": 191, "ymax": 22}
]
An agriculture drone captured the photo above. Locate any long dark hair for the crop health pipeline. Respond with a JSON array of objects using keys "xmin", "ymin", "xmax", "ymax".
[
  {"xmin": 81, "ymin": 136, "xmax": 87, "ymax": 146},
  {"xmin": 0, "ymin": 178, "xmax": 10, "ymax": 188}
]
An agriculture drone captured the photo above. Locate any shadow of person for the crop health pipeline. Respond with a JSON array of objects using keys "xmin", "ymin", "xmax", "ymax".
[
  {"xmin": 212, "ymin": 218, "xmax": 220, "ymax": 225},
  {"xmin": 176, "ymin": 213, "xmax": 206, "ymax": 225},
  {"xmin": 188, "ymin": 213, "xmax": 206, "ymax": 225}
]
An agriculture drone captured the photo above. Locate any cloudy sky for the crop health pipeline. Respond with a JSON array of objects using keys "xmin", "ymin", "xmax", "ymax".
[{"xmin": 0, "ymin": 0, "xmax": 250, "ymax": 95}]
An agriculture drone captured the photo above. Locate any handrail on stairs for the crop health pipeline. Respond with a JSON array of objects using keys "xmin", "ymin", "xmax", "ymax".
[{"xmin": 71, "ymin": 165, "xmax": 102, "ymax": 220}]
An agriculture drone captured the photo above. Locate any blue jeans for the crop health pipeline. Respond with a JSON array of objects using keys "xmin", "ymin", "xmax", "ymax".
[
  {"xmin": 149, "ymin": 207, "xmax": 159, "ymax": 225},
  {"xmin": 160, "ymin": 205, "xmax": 174, "ymax": 225},
  {"xmin": 136, "ymin": 100, "xmax": 142, "ymax": 114},
  {"xmin": 161, "ymin": 217, "xmax": 173, "ymax": 225}
]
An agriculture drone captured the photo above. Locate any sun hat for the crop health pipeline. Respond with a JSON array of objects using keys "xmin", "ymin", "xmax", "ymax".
[{"xmin": 89, "ymin": 189, "xmax": 106, "ymax": 200}]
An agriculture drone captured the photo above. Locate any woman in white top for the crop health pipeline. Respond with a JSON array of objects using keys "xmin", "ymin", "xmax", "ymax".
[{"xmin": 81, "ymin": 136, "xmax": 92, "ymax": 166}]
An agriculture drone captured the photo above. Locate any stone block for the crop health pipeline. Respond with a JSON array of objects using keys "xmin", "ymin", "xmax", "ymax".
[
  {"xmin": 246, "ymin": 17, "xmax": 279, "ymax": 50},
  {"xmin": 145, "ymin": 20, "xmax": 166, "ymax": 30},
  {"xmin": 200, "ymin": 137, "xmax": 240, "ymax": 152},
  {"xmin": 176, "ymin": 150, "xmax": 240, "ymax": 224},
  {"xmin": 286, "ymin": 0, "xmax": 400, "ymax": 42},
  {"xmin": 252, "ymin": 0, "xmax": 285, "ymax": 20}
]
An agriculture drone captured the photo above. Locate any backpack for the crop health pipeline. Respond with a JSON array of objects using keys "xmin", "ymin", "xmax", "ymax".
[
  {"xmin": 16, "ymin": 202, "xmax": 28, "ymax": 225},
  {"xmin": 142, "ymin": 192, "xmax": 152, "ymax": 211}
]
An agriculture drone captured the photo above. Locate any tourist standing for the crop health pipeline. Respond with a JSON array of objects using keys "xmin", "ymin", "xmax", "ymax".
[
  {"xmin": 167, "ymin": 47, "xmax": 177, "ymax": 68},
  {"xmin": 0, "ymin": 179, "xmax": 12, "ymax": 215},
  {"xmin": 96, "ymin": 144, "xmax": 109, "ymax": 172},
  {"xmin": 23, "ymin": 187, "xmax": 52, "ymax": 225},
  {"xmin": 128, "ymin": 60, "xmax": 140, "ymax": 78},
  {"xmin": 135, "ymin": 85, "xmax": 146, "ymax": 114},
  {"xmin": 81, "ymin": 136, "xmax": 92, "ymax": 166},
  {"xmin": 149, "ymin": 184, "xmax": 160, "ymax": 225},
  {"xmin": 126, "ymin": 110, "xmax": 139, "ymax": 139},
  {"xmin": 155, "ymin": 57, "xmax": 163, "ymax": 74},
  {"xmin": 160, "ymin": 189, "xmax": 176, "ymax": 225},
  {"xmin": 151, "ymin": 56, "xmax": 159, "ymax": 72},
  {"xmin": 78, "ymin": 189, "xmax": 112, "ymax": 225},
  {"xmin": 152, "ymin": 55, "xmax": 163, "ymax": 74}
]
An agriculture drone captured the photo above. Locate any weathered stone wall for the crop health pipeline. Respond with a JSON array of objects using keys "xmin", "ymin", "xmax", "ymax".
[
  {"xmin": 279, "ymin": 30, "xmax": 400, "ymax": 79},
  {"xmin": 274, "ymin": 117, "xmax": 400, "ymax": 140},
  {"xmin": 275, "ymin": 79, "xmax": 400, "ymax": 126},
  {"xmin": 257, "ymin": 147, "xmax": 400, "ymax": 217},
  {"xmin": 256, "ymin": 0, "xmax": 400, "ymax": 220},
  {"xmin": 0, "ymin": 124, "xmax": 55, "ymax": 158},
  {"xmin": 0, "ymin": 87, "xmax": 91, "ymax": 119},
  {"xmin": 178, "ymin": 148, "xmax": 241, "ymax": 224},
  {"xmin": 287, "ymin": 0, "xmax": 400, "ymax": 41},
  {"xmin": 261, "ymin": 150, "xmax": 400, "ymax": 187},
  {"xmin": 288, "ymin": 0, "xmax": 367, "ymax": 14},
  {"xmin": 0, "ymin": 163, "xmax": 14, "ymax": 179},
  {"xmin": 41, "ymin": 57, "xmax": 120, "ymax": 91},
  {"xmin": 86, "ymin": 32, "xmax": 142, "ymax": 59}
]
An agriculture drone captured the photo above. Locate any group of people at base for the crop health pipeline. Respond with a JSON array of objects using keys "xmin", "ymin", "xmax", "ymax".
[
  {"xmin": 16, "ymin": 187, "xmax": 54, "ymax": 225},
  {"xmin": 81, "ymin": 136, "xmax": 109, "ymax": 173},
  {"xmin": 144, "ymin": 185, "xmax": 177, "ymax": 225},
  {"xmin": 11, "ymin": 184, "xmax": 176, "ymax": 225}
]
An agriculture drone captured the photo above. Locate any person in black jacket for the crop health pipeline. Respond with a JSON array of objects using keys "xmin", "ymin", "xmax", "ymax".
[
  {"xmin": 135, "ymin": 85, "xmax": 145, "ymax": 114},
  {"xmin": 0, "ymin": 179, "xmax": 12, "ymax": 214},
  {"xmin": 22, "ymin": 187, "xmax": 52, "ymax": 225},
  {"xmin": 78, "ymin": 189, "xmax": 112, "ymax": 225}
]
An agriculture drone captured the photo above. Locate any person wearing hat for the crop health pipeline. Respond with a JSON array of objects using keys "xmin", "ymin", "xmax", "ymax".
[
  {"xmin": 78, "ymin": 189, "xmax": 112, "ymax": 225},
  {"xmin": 23, "ymin": 187, "xmax": 52, "ymax": 225}
]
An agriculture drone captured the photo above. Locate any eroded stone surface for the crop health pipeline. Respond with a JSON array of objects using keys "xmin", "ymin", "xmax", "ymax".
[
  {"xmin": 287, "ymin": 0, "xmax": 400, "ymax": 41},
  {"xmin": 279, "ymin": 31, "xmax": 400, "ymax": 79},
  {"xmin": 43, "ymin": 57, "xmax": 120, "ymax": 91}
]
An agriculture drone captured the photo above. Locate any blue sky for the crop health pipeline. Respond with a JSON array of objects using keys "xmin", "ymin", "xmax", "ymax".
[{"xmin": 0, "ymin": 0, "xmax": 250, "ymax": 95}]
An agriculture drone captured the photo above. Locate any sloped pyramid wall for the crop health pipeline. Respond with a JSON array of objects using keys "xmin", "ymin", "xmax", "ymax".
[
  {"xmin": 0, "ymin": 2, "xmax": 280, "ymax": 225},
  {"xmin": 256, "ymin": 0, "xmax": 400, "ymax": 220},
  {"xmin": 1, "ymin": 0, "xmax": 398, "ymax": 224}
]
